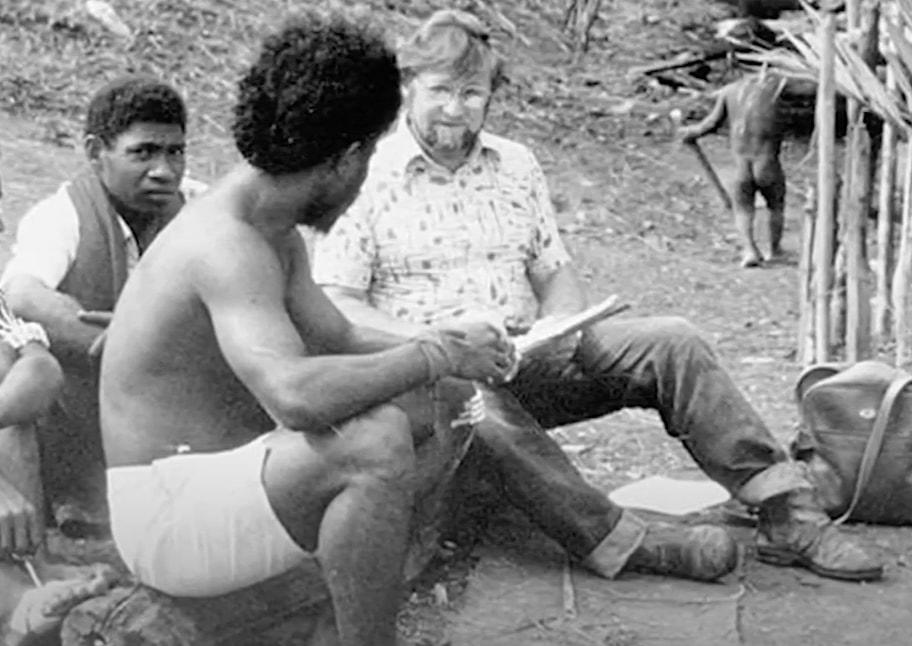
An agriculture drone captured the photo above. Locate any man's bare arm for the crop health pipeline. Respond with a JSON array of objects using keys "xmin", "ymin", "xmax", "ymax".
[
  {"xmin": 530, "ymin": 264, "xmax": 588, "ymax": 321},
  {"xmin": 322, "ymin": 285, "xmax": 427, "ymax": 340},
  {"xmin": 286, "ymin": 234, "xmax": 424, "ymax": 353},
  {"xmin": 0, "ymin": 343, "xmax": 48, "ymax": 554},
  {"xmin": 680, "ymin": 90, "xmax": 728, "ymax": 142},
  {"xmin": 3, "ymin": 275, "xmax": 104, "ymax": 367},
  {"xmin": 0, "ymin": 344, "xmax": 63, "ymax": 428},
  {"xmin": 200, "ymin": 233, "xmax": 504, "ymax": 431},
  {"xmin": 520, "ymin": 263, "xmax": 589, "ymax": 363}
]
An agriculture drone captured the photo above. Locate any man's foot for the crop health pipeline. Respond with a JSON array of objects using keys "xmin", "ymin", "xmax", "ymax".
[
  {"xmin": 623, "ymin": 522, "xmax": 738, "ymax": 582},
  {"xmin": 53, "ymin": 499, "xmax": 111, "ymax": 540},
  {"xmin": 4, "ymin": 565, "xmax": 117, "ymax": 646},
  {"xmin": 755, "ymin": 488, "xmax": 883, "ymax": 581},
  {"xmin": 740, "ymin": 250, "xmax": 763, "ymax": 268},
  {"xmin": 767, "ymin": 245, "xmax": 785, "ymax": 261}
]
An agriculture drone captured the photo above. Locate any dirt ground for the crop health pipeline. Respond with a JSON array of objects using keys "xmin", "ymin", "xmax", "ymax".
[{"xmin": 2, "ymin": 0, "xmax": 912, "ymax": 644}]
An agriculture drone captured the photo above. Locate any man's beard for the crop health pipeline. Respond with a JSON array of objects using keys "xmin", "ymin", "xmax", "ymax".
[
  {"xmin": 299, "ymin": 188, "xmax": 349, "ymax": 234},
  {"xmin": 423, "ymin": 123, "xmax": 479, "ymax": 158}
]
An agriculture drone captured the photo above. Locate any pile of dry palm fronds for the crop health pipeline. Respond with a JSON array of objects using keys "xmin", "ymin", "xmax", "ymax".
[
  {"xmin": 738, "ymin": 1, "xmax": 912, "ymax": 132},
  {"xmin": 736, "ymin": 0, "xmax": 912, "ymax": 367}
]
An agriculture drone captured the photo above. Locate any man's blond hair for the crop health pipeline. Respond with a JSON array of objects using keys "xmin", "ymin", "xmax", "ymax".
[{"xmin": 397, "ymin": 10, "xmax": 505, "ymax": 90}]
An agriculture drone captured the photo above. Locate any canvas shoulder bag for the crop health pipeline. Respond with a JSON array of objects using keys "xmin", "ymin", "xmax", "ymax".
[{"xmin": 793, "ymin": 360, "xmax": 912, "ymax": 525}]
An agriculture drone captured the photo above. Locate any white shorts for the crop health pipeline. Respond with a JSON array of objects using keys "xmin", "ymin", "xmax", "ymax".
[{"xmin": 107, "ymin": 430, "xmax": 309, "ymax": 597}]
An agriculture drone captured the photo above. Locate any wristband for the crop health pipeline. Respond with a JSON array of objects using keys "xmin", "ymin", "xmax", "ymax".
[
  {"xmin": 0, "ymin": 321, "xmax": 50, "ymax": 352},
  {"xmin": 414, "ymin": 332, "xmax": 450, "ymax": 382},
  {"xmin": 0, "ymin": 292, "xmax": 51, "ymax": 352}
]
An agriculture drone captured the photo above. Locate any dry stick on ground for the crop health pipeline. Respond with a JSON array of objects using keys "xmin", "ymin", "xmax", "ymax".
[
  {"xmin": 630, "ymin": 48, "xmax": 729, "ymax": 77},
  {"xmin": 874, "ymin": 64, "xmax": 898, "ymax": 346},
  {"xmin": 815, "ymin": 5, "xmax": 838, "ymax": 363},
  {"xmin": 653, "ymin": 71, "xmax": 711, "ymax": 91}
]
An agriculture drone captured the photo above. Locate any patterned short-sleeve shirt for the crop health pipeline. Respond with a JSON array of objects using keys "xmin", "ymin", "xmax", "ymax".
[{"xmin": 312, "ymin": 119, "xmax": 571, "ymax": 329}]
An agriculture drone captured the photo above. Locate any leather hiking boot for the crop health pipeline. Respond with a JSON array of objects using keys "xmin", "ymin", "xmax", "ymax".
[
  {"xmin": 623, "ymin": 522, "xmax": 738, "ymax": 582},
  {"xmin": 756, "ymin": 488, "xmax": 884, "ymax": 581}
]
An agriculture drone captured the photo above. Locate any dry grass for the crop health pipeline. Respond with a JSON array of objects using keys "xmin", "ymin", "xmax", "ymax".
[
  {"xmin": 738, "ymin": 1, "xmax": 912, "ymax": 136},
  {"xmin": 0, "ymin": 0, "xmax": 573, "ymax": 179},
  {"xmin": 2, "ymin": 1, "xmax": 274, "ymax": 130},
  {"xmin": 0, "ymin": 1, "xmax": 421, "ymax": 175},
  {"xmin": 0, "ymin": 0, "xmax": 740, "ymax": 180}
]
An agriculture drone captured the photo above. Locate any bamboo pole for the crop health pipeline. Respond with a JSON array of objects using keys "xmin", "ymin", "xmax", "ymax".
[
  {"xmin": 798, "ymin": 185, "xmax": 818, "ymax": 364},
  {"xmin": 832, "ymin": 1, "xmax": 862, "ymax": 351},
  {"xmin": 892, "ymin": 139, "xmax": 912, "ymax": 366},
  {"xmin": 874, "ymin": 64, "xmax": 898, "ymax": 345},
  {"xmin": 830, "ymin": 244, "xmax": 846, "ymax": 345},
  {"xmin": 815, "ymin": 5, "xmax": 839, "ymax": 363},
  {"xmin": 845, "ymin": 117, "xmax": 872, "ymax": 361},
  {"xmin": 845, "ymin": 0, "xmax": 879, "ymax": 361}
]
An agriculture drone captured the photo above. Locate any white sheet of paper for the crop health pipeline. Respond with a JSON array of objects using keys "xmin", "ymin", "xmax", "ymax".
[
  {"xmin": 608, "ymin": 475, "xmax": 731, "ymax": 516},
  {"xmin": 512, "ymin": 294, "xmax": 626, "ymax": 354}
]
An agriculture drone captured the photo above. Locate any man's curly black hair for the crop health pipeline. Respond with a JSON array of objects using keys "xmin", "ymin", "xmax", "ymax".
[
  {"xmin": 232, "ymin": 11, "xmax": 401, "ymax": 175},
  {"xmin": 85, "ymin": 75, "xmax": 186, "ymax": 144}
]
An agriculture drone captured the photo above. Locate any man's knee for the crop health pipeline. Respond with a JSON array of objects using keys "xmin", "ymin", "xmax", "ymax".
[
  {"xmin": 474, "ymin": 391, "xmax": 539, "ymax": 446},
  {"xmin": 341, "ymin": 404, "xmax": 416, "ymax": 480},
  {"xmin": 638, "ymin": 316, "xmax": 717, "ymax": 364},
  {"xmin": 645, "ymin": 316, "xmax": 702, "ymax": 345}
]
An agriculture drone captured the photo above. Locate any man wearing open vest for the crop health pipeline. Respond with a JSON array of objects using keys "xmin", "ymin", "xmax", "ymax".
[{"xmin": 0, "ymin": 75, "xmax": 205, "ymax": 537}]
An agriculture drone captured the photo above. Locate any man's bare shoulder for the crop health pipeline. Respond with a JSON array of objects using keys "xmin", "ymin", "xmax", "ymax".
[
  {"xmin": 167, "ymin": 196, "xmax": 290, "ymax": 299},
  {"xmin": 173, "ymin": 193, "xmax": 267, "ymax": 252}
]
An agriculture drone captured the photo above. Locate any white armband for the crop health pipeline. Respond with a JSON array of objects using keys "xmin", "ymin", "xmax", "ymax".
[
  {"xmin": 0, "ymin": 320, "xmax": 51, "ymax": 351},
  {"xmin": 0, "ymin": 294, "xmax": 50, "ymax": 351}
]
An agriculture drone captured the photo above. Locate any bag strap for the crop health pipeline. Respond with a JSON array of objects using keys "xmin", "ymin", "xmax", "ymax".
[
  {"xmin": 835, "ymin": 373, "xmax": 912, "ymax": 524},
  {"xmin": 794, "ymin": 362, "xmax": 845, "ymax": 402}
]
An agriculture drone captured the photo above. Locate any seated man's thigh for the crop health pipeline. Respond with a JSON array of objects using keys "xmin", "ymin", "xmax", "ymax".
[
  {"xmin": 266, "ymin": 404, "xmax": 415, "ymax": 494},
  {"xmin": 263, "ymin": 405, "xmax": 416, "ymax": 549}
]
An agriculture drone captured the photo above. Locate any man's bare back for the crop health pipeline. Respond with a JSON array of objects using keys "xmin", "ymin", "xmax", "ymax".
[
  {"xmin": 100, "ymin": 188, "xmax": 281, "ymax": 467},
  {"xmin": 724, "ymin": 73, "xmax": 787, "ymax": 161},
  {"xmin": 680, "ymin": 72, "xmax": 788, "ymax": 267}
]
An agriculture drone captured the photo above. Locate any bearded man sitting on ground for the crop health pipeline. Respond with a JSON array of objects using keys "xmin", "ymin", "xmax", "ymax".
[{"xmin": 313, "ymin": 9, "xmax": 884, "ymax": 583}]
